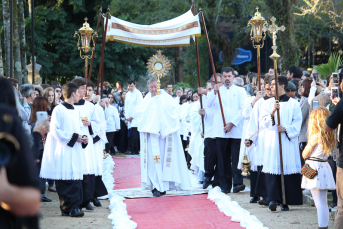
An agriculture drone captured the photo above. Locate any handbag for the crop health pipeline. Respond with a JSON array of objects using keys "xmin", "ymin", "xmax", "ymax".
[{"xmin": 301, "ymin": 163, "xmax": 318, "ymax": 179}]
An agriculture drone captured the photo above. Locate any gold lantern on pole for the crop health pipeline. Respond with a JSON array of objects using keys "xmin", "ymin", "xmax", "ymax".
[
  {"xmin": 74, "ymin": 18, "xmax": 97, "ymax": 81},
  {"xmin": 247, "ymin": 7, "xmax": 267, "ymax": 91}
]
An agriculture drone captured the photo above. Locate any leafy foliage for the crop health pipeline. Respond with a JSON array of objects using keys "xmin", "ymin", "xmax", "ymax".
[{"xmin": 313, "ymin": 52, "xmax": 342, "ymax": 77}]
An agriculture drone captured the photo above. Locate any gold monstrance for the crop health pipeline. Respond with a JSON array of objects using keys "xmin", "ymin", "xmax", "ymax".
[{"xmin": 146, "ymin": 50, "xmax": 171, "ymax": 95}]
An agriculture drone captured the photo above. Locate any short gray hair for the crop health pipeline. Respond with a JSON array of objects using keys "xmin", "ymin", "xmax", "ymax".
[
  {"xmin": 210, "ymin": 73, "xmax": 222, "ymax": 81},
  {"xmin": 233, "ymin": 77, "xmax": 244, "ymax": 87},
  {"xmin": 19, "ymin": 84, "xmax": 35, "ymax": 98},
  {"xmin": 175, "ymin": 87, "xmax": 182, "ymax": 92},
  {"xmin": 147, "ymin": 77, "xmax": 157, "ymax": 86}
]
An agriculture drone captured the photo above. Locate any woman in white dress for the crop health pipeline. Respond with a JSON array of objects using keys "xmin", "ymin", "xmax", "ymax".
[{"xmin": 301, "ymin": 107, "xmax": 336, "ymax": 229}]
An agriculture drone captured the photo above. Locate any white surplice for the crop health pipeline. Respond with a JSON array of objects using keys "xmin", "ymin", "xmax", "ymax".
[
  {"xmin": 135, "ymin": 90, "xmax": 191, "ymax": 192},
  {"xmin": 260, "ymin": 96, "xmax": 302, "ymax": 175},
  {"xmin": 188, "ymin": 100, "xmax": 205, "ymax": 175},
  {"xmin": 40, "ymin": 104, "xmax": 86, "ymax": 180},
  {"xmin": 244, "ymin": 97, "xmax": 270, "ymax": 171},
  {"xmin": 125, "ymin": 88, "xmax": 143, "ymax": 129},
  {"xmin": 237, "ymin": 96, "xmax": 255, "ymax": 170},
  {"xmin": 207, "ymin": 84, "xmax": 247, "ymax": 138},
  {"xmin": 74, "ymin": 100, "xmax": 101, "ymax": 175},
  {"xmin": 92, "ymin": 104, "xmax": 108, "ymax": 175}
]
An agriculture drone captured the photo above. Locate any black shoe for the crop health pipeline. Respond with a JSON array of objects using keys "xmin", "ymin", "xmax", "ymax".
[
  {"xmin": 203, "ymin": 177, "xmax": 211, "ymax": 189},
  {"xmin": 232, "ymin": 184, "xmax": 245, "ymax": 193},
  {"xmin": 61, "ymin": 211, "xmax": 69, "ymax": 216},
  {"xmin": 86, "ymin": 203, "xmax": 94, "ymax": 211},
  {"xmin": 269, "ymin": 201, "xmax": 278, "ymax": 211},
  {"xmin": 152, "ymin": 189, "xmax": 161, "ymax": 197},
  {"xmin": 160, "ymin": 191, "xmax": 166, "ymax": 196},
  {"xmin": 250, "ymin": 197, "xmax": 260, "ymax": 203},
  {"xmin": 222, "ymin": 189, "xmax": 231, "ymax": 194},
  {"xmin": 331, "ymin": 202, "xmax": 337, "ymax": 208},
  {"xmin": 280, "ymin": 204, "xmax": 289, "ymax": 211},
  {"xmin": 48, "ymin": 187, "xmax": 57, "ymax": 192},
  {"xmin": 258, "ymin": 198, "xmax": 270, "ymax": 206},
  {"xmin": 69, "ymin": 208, "xmax": 84, "ymax": 217},
  {"xmin": 93, "ymin": 197, "xmax": 102, "ymax": 207},
  {"xmin": 41, "ymin": 196, "xmax": 52, "ymax": 202}
]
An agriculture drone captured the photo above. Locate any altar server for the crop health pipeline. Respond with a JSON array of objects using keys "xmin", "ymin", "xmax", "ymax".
[
  {"xmin": 40, "ymin": 83, "xmax": 87, "ymax": 217},
  {"xmin": 260, "ymin": 76, "xmax": 302, "ymax": 211},
  {"xmin": 104, "ymin": 97, "xmax": 121, "ymax": 155},
  {"xmin": 125, "ymin": 80, "xmax": 143, "ymax": 154},
  {"xmin": 72, "ymin": 78, "xmax": 101, "ymax": 211},
  {"xmin": 135, "ymin": 78, "xmax": 191, "ymax": 197},
  {"xmin": 207, "ymin": 67, "xmax": 247, "ymax": 193}
]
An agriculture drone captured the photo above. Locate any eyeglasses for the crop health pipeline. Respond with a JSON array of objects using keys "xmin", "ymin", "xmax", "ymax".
[{"xmin": 56, "ymin": 90, "xmax": 61, "ymax": 93}]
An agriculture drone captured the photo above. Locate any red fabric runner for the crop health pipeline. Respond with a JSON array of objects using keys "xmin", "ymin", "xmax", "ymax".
[
  {"xmin": 112, "ymin": 158, "xmax": 141, "ymax": 190},
  {"xmin": 125, "ymin": 194, "xmax": 243, "ymax": 229}
]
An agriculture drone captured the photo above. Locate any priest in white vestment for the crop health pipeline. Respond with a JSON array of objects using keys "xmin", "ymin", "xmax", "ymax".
[
  {"xmin": 260, "ymin": 76, "xmax": 302, "ymax": 211},
  {"xmin": 135, "ymin": 78, "xmax": 191, "ymax": 197},
  {"xmin": 125, "ymin": 80, "xmax": 143, "ymax": 154},
  {"xmin": 40, "ymin": 83, "xmax": 87, "ymax": 217}
]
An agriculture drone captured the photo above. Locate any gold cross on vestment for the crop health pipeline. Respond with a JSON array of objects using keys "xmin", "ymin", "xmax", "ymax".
[{"xmin": 153, "ymin": 155, "xmax": 161, "ymax": 163}]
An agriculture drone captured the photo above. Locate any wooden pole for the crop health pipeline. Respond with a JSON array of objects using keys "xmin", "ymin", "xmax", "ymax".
[
  {"xmin": 192, "ymin": 1, "xmax": 204, "ymax": 134},
  {"xmin": 97, "ymin": 6, "xmax": 110, "ymax": 98},
  {"xmin": 199, "ymin": 9, "xmax": 226, "ymax": 127},
  {"xmin": 84, "ymin": 56, "xmax": 88, "ymax": 81},
  {"xmin": 257, "ymin": 45, "xmax": 261, "ymax": 91},
  {"xmin": 88, "ymin": 7, "xmax": 102, "ymax": 79}
]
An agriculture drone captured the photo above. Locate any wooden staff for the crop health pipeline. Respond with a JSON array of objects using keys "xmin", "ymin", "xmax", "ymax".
[
  {"xmin": 88, "ymin": 7, "xmax": 102, "ymax": 79},
  {"xmin": 97, "ymin": 6, "xmax": 110, "ymax": 98},
  {"xmin": 199, "ymin": 9, "xmax": 226, "ymax": 127},
  {"xmin": 192, "ymin": 1, "xmax": 204, "ymax": 133}
]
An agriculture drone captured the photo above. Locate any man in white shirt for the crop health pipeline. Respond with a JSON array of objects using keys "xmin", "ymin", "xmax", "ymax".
[
  {"xmin": 125, "ymin": 80, "xmax": 143, "ymax": 154},
  {"xmin": 207, "ymin": 67, "xmax": 247, "ymax": 194},
  {"xmin": 198, "ymin": 74, "xmax": 222, "ymax": 189},
  {"xmin": 104, "ymin": 98, "xmax": 120, "ymax": 155}
]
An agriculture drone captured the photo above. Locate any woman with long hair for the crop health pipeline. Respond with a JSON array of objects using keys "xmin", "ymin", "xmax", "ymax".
[
  {"xmin": 117, "ymin": 91, "xmax": 128, "ymax": 153},
  {"xmin": 43, "ymin": 87, "xmax": 56, "ymax": 116},
  {"xmin": 28, "ymin": 97, "xmax": 54, "ymax": 201},
  {"xmin": 301, "ymin": 107, "xmax": 336, "ymax": 229}
]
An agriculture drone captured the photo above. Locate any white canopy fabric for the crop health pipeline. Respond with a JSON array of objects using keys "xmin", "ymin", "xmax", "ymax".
[{"xmin": 105, "ymin": 9, "xmax": 201, "ymax": 47}]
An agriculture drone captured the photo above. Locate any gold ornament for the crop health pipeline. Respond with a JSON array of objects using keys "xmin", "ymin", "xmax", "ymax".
[
  {"xmin": 241, "ymin": 154, "xmax": 251, "ymax": 176},
  {"xmin": 146, "ymin": 50, "xmax": 171, "ymax": 95}
]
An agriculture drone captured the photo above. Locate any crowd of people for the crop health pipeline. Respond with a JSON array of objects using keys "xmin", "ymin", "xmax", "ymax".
[{"xmin": 1, "ymin": 64, "xmax": 343, "ymax": 229}]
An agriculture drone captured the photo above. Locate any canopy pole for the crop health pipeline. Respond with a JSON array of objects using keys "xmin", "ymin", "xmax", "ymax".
[
  {"xmin": 192, "ymin": 1, "xmax": 204, "ymax": 134},
  {"xmin": 88, "ymin": 7, "xmax": 102, "ymax": 81},
  {"xmin": 199, "ymin": 9, "xmax": 226, "ymax": 127},
  {"xmin": 97, "ymin": 6, "xmax": 110, "ymax": 98}
]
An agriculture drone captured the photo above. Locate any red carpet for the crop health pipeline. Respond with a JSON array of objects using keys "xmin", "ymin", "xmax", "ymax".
[
  {"xmin": 112, "ymin": 158, "xmax": 141, "ymax": 190},
  {"xmin": 125, "ymin": 194, "xmax": 243, "ymax": 229}
]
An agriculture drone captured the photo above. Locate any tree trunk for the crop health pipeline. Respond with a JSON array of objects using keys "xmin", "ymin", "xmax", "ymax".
[
  {"xmin": 13, "ymin": 1, "xmax": 22, "ymax": 84},
  {"xmin": 178, "ymin": 47, "xmax": 183, "ymax": 82},
  {"xmin": 265, "ymin": 0, "xmax": 301, "ymax": 72},
  {"xmin": 0, "ymin": 33, "xmax": 3, "ymax": 77},
  {"xmin": 2, "ymin": 0, "xmax": 11, "ymax": 78},
  {"xmin": 18, "ymin": 0, "xmax": 27, "ymax": 83},
  {"xmin": 174, "ymin": 47, "xmax": 179, "ymax": 83}
]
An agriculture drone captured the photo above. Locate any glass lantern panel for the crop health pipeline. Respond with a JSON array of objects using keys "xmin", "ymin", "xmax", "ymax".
[
  {"xmin": 256, "ymin": 24, "xmax": 261, "ymax": 36},
  {"xmin": 86, "ymin": 33, "xmax": 91, "ymax": 46},
  {"xmin": 81, "ymin": 33, "xmax": 86, "ymax": 47}
]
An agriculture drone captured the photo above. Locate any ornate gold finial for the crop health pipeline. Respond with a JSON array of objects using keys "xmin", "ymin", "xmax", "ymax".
[
  {"xmin": 146, "ymin": 50, "xmax": 171, "ymax": 95},
  {"xmin": 84, "ymin": 17, "xmax": 88, "ymax": 23},
  {"xmin": 263, "ymin": 17, "xmax": 285, "ymax": 60}
]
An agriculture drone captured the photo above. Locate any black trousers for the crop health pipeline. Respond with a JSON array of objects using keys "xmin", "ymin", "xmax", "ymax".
[
  {"xmin": 94, "ymin": 175, "xmax": 108, "ymax": 198},
  {"xmin": 265, "ymin": 173, "xmax": 303, "ymax": 205},
  {"xmin": 250, "ymin": 166, "xmax": 267, "ymax": 198},
  {"xmin": 105, "ymin": 132, "xmax": 115, "ymax": 154},
  {"xmin": 55, "ymin": 180, "xmax": 83, "ymax": 213},
  {"xmin": 299, "ymin": 142, "xmax": 306, "ymax": 166},
  {"xmin": 216, "ymin": 138, "xmax": 242, "ymax": 192},
  {"xmin": 81, "ymin": 174, "xmax": 95, "ymax": 208},
  {"xmin": 180, "ymin": 135, "xmax": 191, "ymax": 167},
  {"xmin": 204, "ymin": 138, "xmax": 219, "ymax": 187},
  {"xmin": 117, "ymin": 120, "xmax": 128, "ymax": 153},
  {"xmin": 128, "ymin": 127, "xmax": 139, "ymax": 153}
]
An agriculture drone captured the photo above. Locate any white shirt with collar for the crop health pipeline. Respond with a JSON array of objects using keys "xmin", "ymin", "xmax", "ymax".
[
  {"xmin": 125, "ymin": 88, "xmax": 143, "ymax": 129},
  {"xmin": 207, "ymin": 84, "xmax": 247, "ymax": 139},
  {"xmin": 105, "ymin": 104, "xmax": 120, "ymax": 132}
]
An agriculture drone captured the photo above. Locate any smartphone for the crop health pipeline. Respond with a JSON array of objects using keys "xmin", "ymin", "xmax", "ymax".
[
  {"xmin": 312, "ymin": 100, "xmax": 319, "ymax": 108},
  {"xmin": 36, "ymin": 111, "xmax": 48, "ymax": 125},
  {"xmin": 332, "ymin": 87, "xmax": 339, "ymax": 100},
  {"xmin": 333, "ymin": 72, "xmax": 339, "ymax": 85}
]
